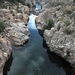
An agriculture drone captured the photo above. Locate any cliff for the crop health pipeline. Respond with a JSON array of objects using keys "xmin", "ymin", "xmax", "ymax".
[
  {"xmin": 36, "ymin": 0, "xmax": 75, "ymax": 68},
  {"xmin": 0, "ymin": 36, "xmax": 12, "ymax": 75},
  {"xmin": 0, "ymin": 1, "xmax": 30, "ymax": 75}
]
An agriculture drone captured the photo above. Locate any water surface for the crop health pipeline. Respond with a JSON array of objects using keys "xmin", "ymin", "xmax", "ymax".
[{"xmin": 4, "ymin": 14, "xmax": 68, "ymax": 75}]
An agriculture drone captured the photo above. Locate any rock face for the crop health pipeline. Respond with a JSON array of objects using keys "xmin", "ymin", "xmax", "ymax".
[
  {"xmin": 0, "ymin": 1, "xmax": 30, "ymax": 75},
  {"xmin": 0, "ymin": 2, "xmax": 30, "ymax": 46},
  {"xmin": 25, "ymin": 0, "xmax": 36, "ymax": 6},
  {"xmin": 4, "ymin": 22, "xmax": 30, "ymax": 46},
  {"xmin": 36, "ymin": 0, "xmax": 75, "ymax": 68},
  {"xmin": 0, "ymin": 36, "xmax": 12, "ymax": 75}
]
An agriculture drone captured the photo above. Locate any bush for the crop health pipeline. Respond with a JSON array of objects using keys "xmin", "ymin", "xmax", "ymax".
[
  {"xmin": 0, "ymin": 0, "xmax": 4, "ymax": 3},
  {"xmin": 64, "ymin": 28, "xmax": 74, "ymax": 35},
  {"xmin": 26, "ymin": 3, "xmax": 31, "ymax": 8},
  {"xmin": 73, "ymin": 0, "xmax": 75, "ymax": 3},
  {"xmin": 67, "ymin": 51, "xmax": 70, "ymax": 56},
  {"xmin": 0, "ymin": 21, "xmax": 5, "ymax": 33},
  {"xmin": 0, "ymin": 0, "xmax": 25, "ymax": 4},
  {"xmin": 55, "ymin": 2, "xmax": 64, "ymax": 6},
  {"xmin": 54, "ymin": 13, "xmax": 56, "ymax": 17},
  {"xmin": 43, "ymin": 19, "xmax": 54, "ymax": 30},
  {"xmin": 57, "ymin": 24, "xmax": 60, "ymax": 31},
  {"xmin": 65, "ymin": 9, "xmax": 72, "ymax": 14},
  {"xmin": 64, "ymin": 20, "xmax": 71, "ymax": 26}
]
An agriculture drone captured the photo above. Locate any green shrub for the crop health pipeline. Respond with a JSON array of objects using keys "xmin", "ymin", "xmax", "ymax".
[
  {"xmin": 66, "ymin": 51, "xmax": 71, "ymax": 56},
  {"xmin": 0, "ymin": 0, "xmax": 4, "ymax": 3},
  {"xmin": 55, "ymin": 2, "xmax": 64, "ymax": 6},
  {"xmin": 65, "ymin": 9, "xmax": 72, "ymax": 14},
  {"xmin": 54, "ymin": 13, "xmax": 56, "ymax": 17},
  {"xmin": 0, "ymin": 0, "xmax": 25, "ymax": 4},
  {"xmin": 64, "ymin": 20, "xmax": 71, "ymax": 26},
  {"xmin": 64, "ymin": 28, "xmax": 73, "ymax": 35},
  {"xmin": 26, "ymin": 3, "xmax": 31, "ymax": 8},
  {"xmin": 57, "ymin": 25, "xmax": 60, "ymax": 31},
  {"xmin": 10, "ymin": 10, "xmax": 13, "ymax": 13},
  {"xmin": 43, "ymin": 19, "xmax": 54, "ymax": 30},
  {"xmin": 73, "ymin": 0, "xmax": 75, "ymax": 3},
  {"xmin": 0, "ymin": 21, "xmax": 5, "ymax": 33},
  {"xmin": 57, "ymin": 17, "xmax": 64, "ymax": 21}
]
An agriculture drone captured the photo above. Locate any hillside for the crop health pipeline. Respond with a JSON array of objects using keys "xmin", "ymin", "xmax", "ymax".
[
  {"xmin": 0, "ymin": 1, "xmax": 30, "ymax": 75},
  {"xmin": 36, "ymin": 0, "xmax": 75, "ymax": 68}
]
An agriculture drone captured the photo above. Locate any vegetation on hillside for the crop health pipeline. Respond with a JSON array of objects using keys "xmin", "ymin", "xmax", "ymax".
[
  {"xmin": 0, "ymin": 21, "xmax": 5, "ymax": 33},
  {"xmin": 0, "ymin": 0, "xmax": 25, "ymax": 4},
  {"xmin": 43, "ymin": 19, "xmax": 54, "ymax": 30},
  {"xmin": 73, "ymin": 0, "xmax": 75, "ymax": 2}
]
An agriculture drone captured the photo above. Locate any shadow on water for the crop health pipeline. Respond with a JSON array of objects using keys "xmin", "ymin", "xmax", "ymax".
[
  {"xmin": 43, "ymin": 40, "xmax": 75, "ymax": 75},
  {"xmin": 3, "ymin": 53, "xmax": 13, "ymax": 75}
]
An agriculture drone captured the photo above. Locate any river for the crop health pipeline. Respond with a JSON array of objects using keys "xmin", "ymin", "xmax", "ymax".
[{"xmin": 3, "ymin": 4, "xmax": 75, "ymax": 75}]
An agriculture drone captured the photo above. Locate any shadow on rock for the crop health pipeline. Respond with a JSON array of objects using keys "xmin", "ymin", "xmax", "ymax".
[
  {"xmin": 43, "ymin": 40, "xmax": 75, "ymax": 75},
  {"xmin": 3, "ymin": 53, "xmax": 13, "ymax": 75}
]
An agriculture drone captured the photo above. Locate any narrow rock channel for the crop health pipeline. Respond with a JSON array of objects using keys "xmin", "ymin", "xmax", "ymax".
[{"xmin": 3, "ymin": 3, "xmax": 75, "ymax": 75}]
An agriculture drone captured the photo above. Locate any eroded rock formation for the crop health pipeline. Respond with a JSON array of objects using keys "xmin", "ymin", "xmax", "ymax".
[
  {"xmin": 0, "ymin": 1, "xmax": 30, "ymax": 75},
  {"xmin": 0, "ymin": 36, "xmax": 12, "ymax": 75},
  {"xmin": 36, "ymin": 0, "xmax": 75, "ymax": 68},
  {"xmin": 0, "ymin": 2, "xmax": 30, "ymax": 46}
]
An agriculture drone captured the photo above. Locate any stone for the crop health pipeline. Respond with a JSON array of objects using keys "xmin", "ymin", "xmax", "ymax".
[
  {"xmin": 0, "ymin": 37, "xmax": 12, "ymax": 75},
  {"xmin": 36, "ymin": 0, "xmax": 75, "ymax": 68},
  {"xmin": 0, "ymin": 1, "xmax": 30, "ymax": 74}
]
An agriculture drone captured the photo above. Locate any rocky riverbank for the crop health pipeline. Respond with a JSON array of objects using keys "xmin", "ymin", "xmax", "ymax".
[
  {"xmin": 36, "ymin": 0, "xmax": 75, "ymax": 68},
  {"xmin": 0, "ymin": 1, "xmax": 30, "ymax": 75},
  {"xmin": 0, "ymin": 36, "xmax": 12, "ymax": 75}
]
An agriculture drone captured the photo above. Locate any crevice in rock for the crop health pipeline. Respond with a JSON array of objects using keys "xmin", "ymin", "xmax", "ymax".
[{"xmin": 3, "ymin": 53, "xmax": 13, "ymax": 75}]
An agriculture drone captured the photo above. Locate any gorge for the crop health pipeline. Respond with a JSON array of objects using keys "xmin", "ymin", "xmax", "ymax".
[
  {"xmin": 3, "ymin": 2, "xmax": 75, "ymax": 75},
  {"xmin": 0, "ymin": 0, "xmax": 75, "ymax": 75}
]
